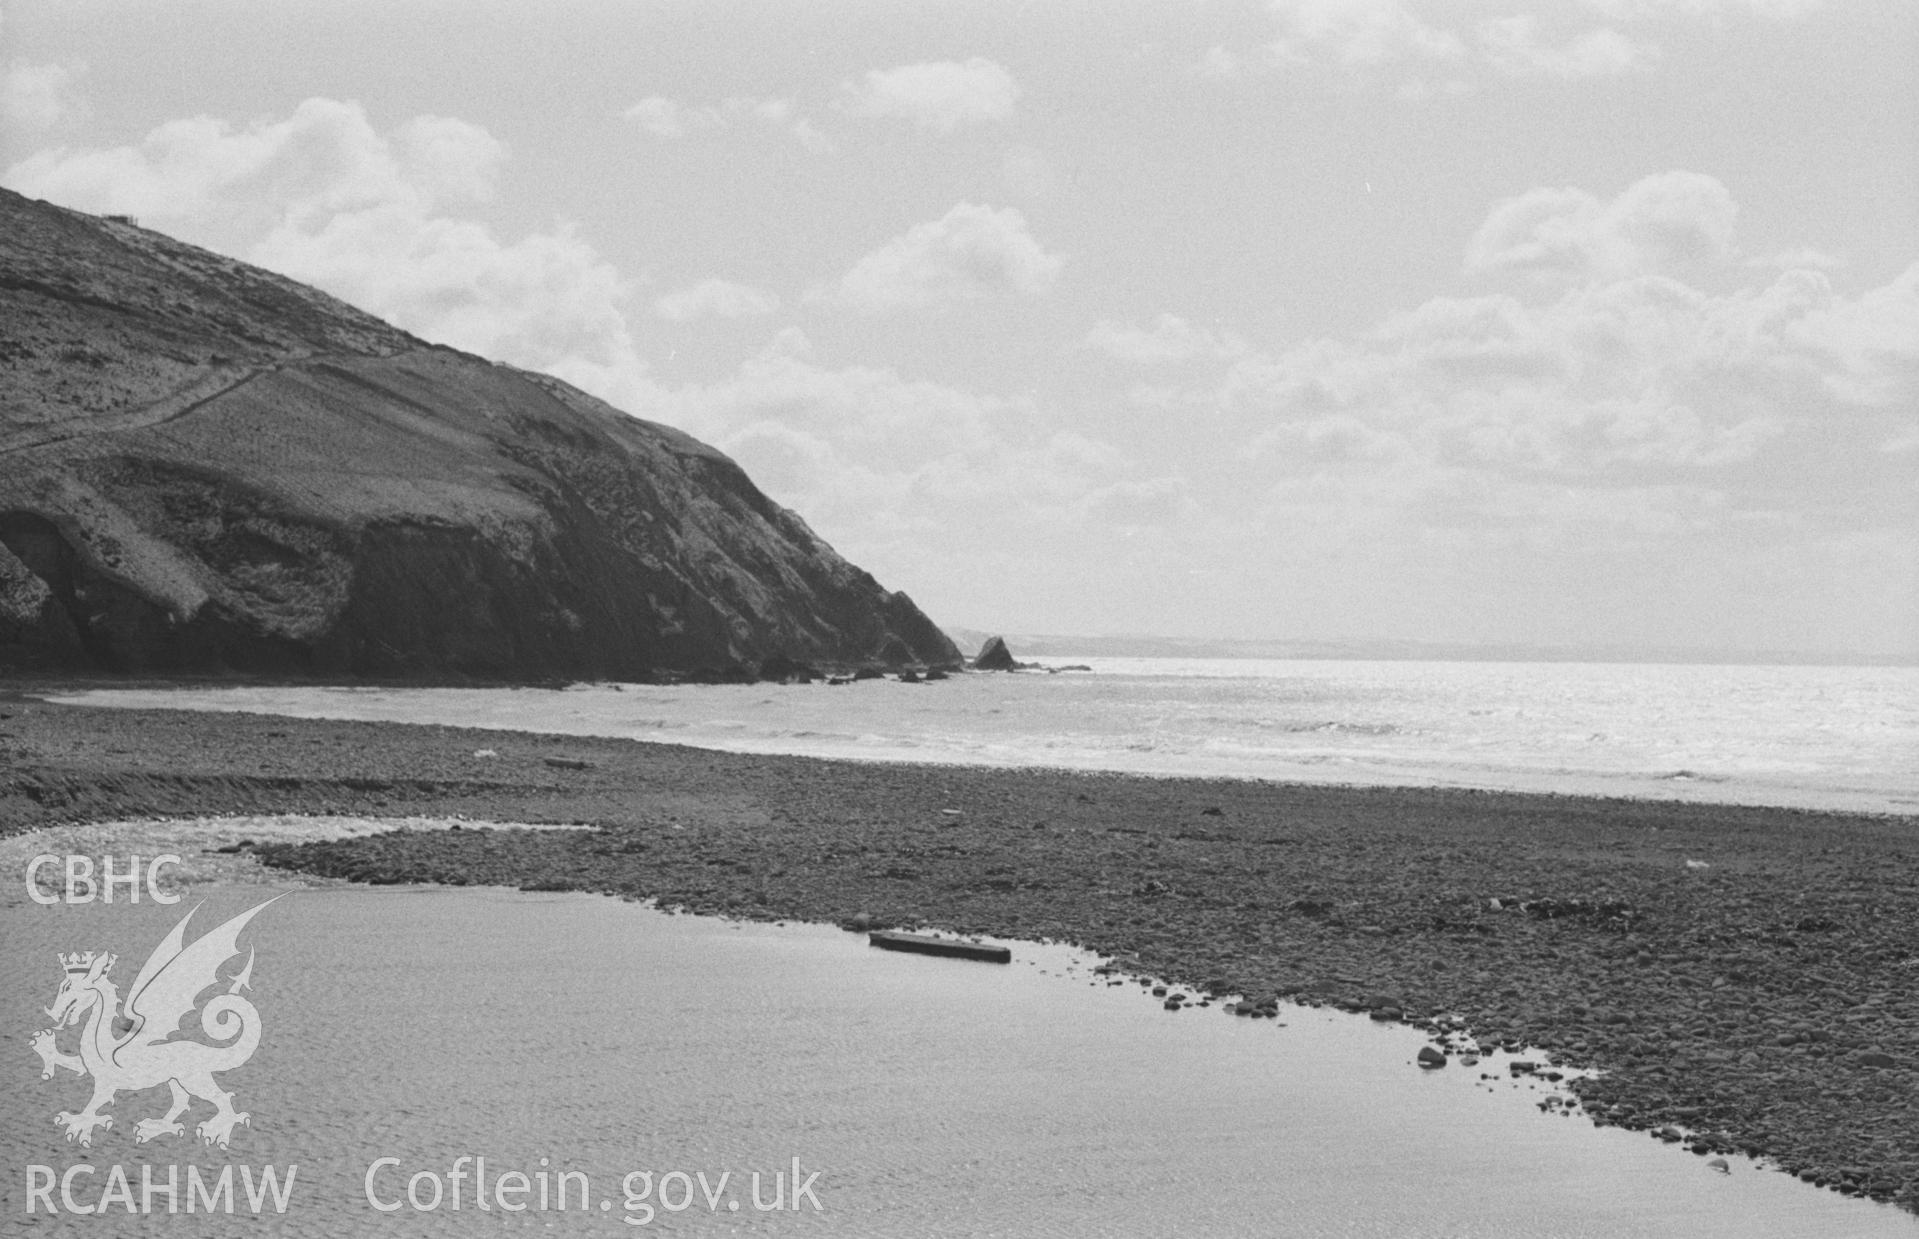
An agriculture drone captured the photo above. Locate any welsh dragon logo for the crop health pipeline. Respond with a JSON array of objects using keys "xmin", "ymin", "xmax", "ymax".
[{"xmin": 30, "ymin": 896, "xmax": 280, "ymax": 1150}]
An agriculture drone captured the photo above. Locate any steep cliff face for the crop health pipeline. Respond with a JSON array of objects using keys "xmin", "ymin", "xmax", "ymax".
[{"xmin": 0, "ymin": 189, "xmax": 961, "ymax": 679}]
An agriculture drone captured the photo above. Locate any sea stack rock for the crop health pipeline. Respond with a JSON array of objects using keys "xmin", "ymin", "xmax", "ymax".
[
  {"xmin": 973, "ymin": 635, "xmax": 1017, "ymax": 671},
  {"xmin": 0, "ymin": 189, "xmax": 963, "ymax": 680}
]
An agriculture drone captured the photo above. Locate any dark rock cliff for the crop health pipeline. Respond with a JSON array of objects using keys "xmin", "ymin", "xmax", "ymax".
[{"xmin": 0, "ymin": 189, "xmax": 962, "ymax": 679}]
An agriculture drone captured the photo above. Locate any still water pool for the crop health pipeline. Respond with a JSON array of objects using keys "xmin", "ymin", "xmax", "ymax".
[{"xmin": 6, "ymin": 851, "xmax": 1917, "ymax": 1237}]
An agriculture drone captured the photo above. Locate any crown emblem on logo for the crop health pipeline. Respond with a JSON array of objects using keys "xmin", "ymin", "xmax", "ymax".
[{"xmin": 61, "ymin": 952, "xmax": 110, "ymax": 973}]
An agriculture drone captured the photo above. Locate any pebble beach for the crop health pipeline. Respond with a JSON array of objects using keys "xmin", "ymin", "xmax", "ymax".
[{"xmin": 3, "ymin": 691, "xmax": 1916, "ymax": 1213}]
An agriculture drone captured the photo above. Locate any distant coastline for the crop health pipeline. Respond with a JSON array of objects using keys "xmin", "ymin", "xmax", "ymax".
[{"xmin": 943, "ymin": 628, "xmax": 1918, "ymax": 668}]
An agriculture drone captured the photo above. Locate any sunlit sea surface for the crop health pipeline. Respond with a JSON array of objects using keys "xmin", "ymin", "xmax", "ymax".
[
  {"xmin": 62, "ymin": 659, "xmax": 1919, "ymax": 813},
  {"xmin": 10, "ymin": 880, "xmax": 1919, "ymax": 1238}
]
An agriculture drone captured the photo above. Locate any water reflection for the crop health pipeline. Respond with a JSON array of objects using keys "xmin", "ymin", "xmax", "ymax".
[{"xmin": 7, "ymin": 879, "xmax": 1916, "ymax": 1237}]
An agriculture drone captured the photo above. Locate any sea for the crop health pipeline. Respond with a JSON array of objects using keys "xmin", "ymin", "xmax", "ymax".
[{"xmin": 59, "ymin": 658, "xmax": 1919, "ymax": 814}]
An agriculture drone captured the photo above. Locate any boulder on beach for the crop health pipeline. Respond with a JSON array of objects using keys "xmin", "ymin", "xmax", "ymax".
[{"xmin": 974, "ymin": 635, "xmax": 1017, "ymax": 671}]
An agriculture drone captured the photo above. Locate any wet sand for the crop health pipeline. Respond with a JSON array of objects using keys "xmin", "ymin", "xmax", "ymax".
[{"xmin": 2, "ymin": 693, "xmax": 1915, "ymax": 1212}]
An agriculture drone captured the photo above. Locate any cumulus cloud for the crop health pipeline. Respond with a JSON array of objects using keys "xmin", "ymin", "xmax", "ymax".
[
  {"xmin": 1465, "ymin": 171, "xmax": 1738, "ymax": 281},
  {"xmin": 837, "ymin": 58, "xmax": 1018, "ymax": 131},
  {"xmin": 1242, "ymin": 0, "xmax": 1807, "ymax": 91},
  {"xmin": 622, "ymin": 95, "xmax": 832, "ymax": 151},
  {"xmin": 1784, "ymin": 261, "xmax": 1919, "ymax": 406},
  {"xmin": 624, "ymin": 96, "xmax": 689, "ymax": 138},
  {"xmin": 1085, "ymin": 314, "xmax": 1246, "ymax": 364},
  {"xmin": 822, "ymin": 202, "xmax": 1062, "ymax": 311},
  {"xmin": 7, "ymin": 98, "xmax": 502, "ymax": 229},
  {"xmin": 3, "ymin": 60, "xmax": 83, "ymax": 131},
  {"xmin": 653, "ymin": 278, "xmax": 781, "ymax": 322},
  {"xmin": 1269, "ymin": 0, "xmax": 1466, "ymax": 68},
  {"xmin": 5, "ymin": 97, "xmax": 641, "ymax": 378},
  {"xmin": 259, "ymin": 212, "xmax": 639, "ymax": 374},
  {"xmin": 1226, "ymin": 256, "xmax": 1916, "ymax": 483},
  {"xmin": 392, "ymin": 114, "xmax": 507, "ymax": 204},
  {"xmin": 1579, "ymin": 0, "xmax": 1821, "ymax": 19},
  {"xmin": 1478, "ymin": 16, "xmax": 1658, "ymax": 77}
]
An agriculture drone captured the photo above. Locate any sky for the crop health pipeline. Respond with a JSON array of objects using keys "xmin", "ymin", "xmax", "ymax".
[{"xmin": 3, "ymin": 0, "xmax": 1915, "ymax": 660}]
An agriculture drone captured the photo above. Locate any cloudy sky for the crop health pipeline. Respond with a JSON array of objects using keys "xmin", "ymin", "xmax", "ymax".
[{"xmin": 4, "ymin": 0, "xmax": 1914, "ymax": 659}]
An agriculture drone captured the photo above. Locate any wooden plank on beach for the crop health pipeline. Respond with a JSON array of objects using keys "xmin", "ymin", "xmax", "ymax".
[{"xmin": 868, "ymin": 930, "xmax": 1012, "ymax": 964}]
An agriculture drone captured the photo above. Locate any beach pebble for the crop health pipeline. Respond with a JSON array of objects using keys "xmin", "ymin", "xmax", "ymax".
[{"xmin": 1417, "ymin": 1046, "xmax": 1446, "ymax": 1068}]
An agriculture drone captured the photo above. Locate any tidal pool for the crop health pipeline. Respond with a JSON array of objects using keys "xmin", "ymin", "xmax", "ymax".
[{"xmin": 6, "ymin": 824, "xmax": 1917, "ymax": 1237}]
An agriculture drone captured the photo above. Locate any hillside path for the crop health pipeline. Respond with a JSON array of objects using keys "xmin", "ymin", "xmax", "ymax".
[{"xmin": 0, "ymin": 351, "xmax": 316, "ymax": 457}]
